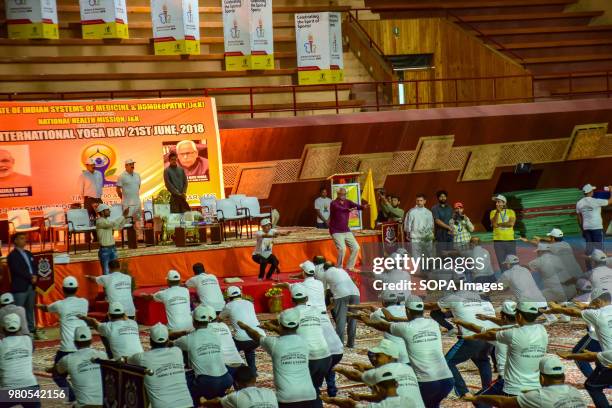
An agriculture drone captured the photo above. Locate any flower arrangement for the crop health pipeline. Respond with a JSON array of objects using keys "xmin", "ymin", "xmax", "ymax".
[{"xmin": 265, "ymin": 287, "xmax": 283, "ymax": 298}]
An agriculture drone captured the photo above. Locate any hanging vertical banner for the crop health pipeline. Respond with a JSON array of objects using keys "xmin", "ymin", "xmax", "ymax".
[
  {"xmin": 249, "ymin": 0, "xmax": 274, "ymax": 70},
  {"xmin": 328, "ymin": 12, "xmax": 344, "ymax": 84},
  {"xmin": 295, "ymin": 12, "xmax": 330, "ymax": 85},
  {"xmin": 6, "ymin": 0, "xmax": 59, "ymax": 39},
  {"xmin": 78, "ymin": 0, "xmax": 129, "ymax": 39},
  {"xmin": 151, "ymin": 0, "xmax": 200, "ymax": 55},
  {"xmin": 222, "ymin": 0, "xmax": 251, "ymax": 71}
]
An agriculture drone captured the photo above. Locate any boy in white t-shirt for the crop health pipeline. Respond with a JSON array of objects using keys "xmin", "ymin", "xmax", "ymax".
[
  {"xmin": 37, "ymin": 276, "xmax": 89, "ymax": 404},
  {"xmin": 140, "ymin": 269, "xmax": 193, "ymax": 332},
  {"xmin": 252, "ymin": 218, "xmax": 289, "ymax": 281},
  {"xmin": 185, "ymin": 263, "xmax": 225, "ymax": 312},
  {"xmin": 576, "ymin": 184, "xmax": 612, "ymax": 269}
]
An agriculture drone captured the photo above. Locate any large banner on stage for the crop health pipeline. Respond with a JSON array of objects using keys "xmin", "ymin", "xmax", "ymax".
[{"xmin": 0, "ymin": 97, "xmax": 224, "ymax": 211}]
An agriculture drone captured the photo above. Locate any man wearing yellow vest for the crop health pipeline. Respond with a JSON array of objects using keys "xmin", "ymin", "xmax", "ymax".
[{"xmin": 490, "ymin": 194, "xmax": 516, "ymax": 271}]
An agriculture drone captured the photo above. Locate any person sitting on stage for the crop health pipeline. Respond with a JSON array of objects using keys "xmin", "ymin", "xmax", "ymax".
[
  {"xmin": 140, "ymin": 270, "xmax": 193, "ymax": 333},
  {"xmin": 465, "ymin": 355, "xmax": 586, "ymax": 408},
  {"xmin": 210, "ymin": 311, "xmax": 245, "ymax": 376},
  {"xmin": 252, "ymin": 218, "xmax": 289, "ymax": 281},
  {"xmin": 0, "ymin": 293, "xmax": 29, "ymax": 340},
  {"xmin": 238, "ymin": 309, "xmax": 318, "ymax": 408},
  {"xmin": 333, "ymin": 339, "xmax": 424, "ymax": 407},
  {"xmin": 185, "ymin": 262, "xmax": 225, "ymax": 313},
  {"xmin": 173, "ymin": 305, "xmax": 233, "ymax": 406},
  {"xmin": 86, "ymin": 259, "xmax": 136, "ymax": 319},
  {"xmin": 37, "ymin": 276, "xmax": 89, "ymax": 404},
  {"xmin": 128, "ymin": 323, "xmax": 193, "ymax": 408},
  {"xmin": 200, "ymin": 364, "xmax": 278, "ymax": 408},
  {"xmin": 51, "ymin": 326, "xmax": 106, "ymax": 408},
  {"xmin": 78, "ymin": 302, "xmax": 143, "ymax": 360},
  {"xmin": 219, "ymin": 286, "xmax": 264, "ymax": 377},
  {"xmin": 0, "ymin": 313, "xmax": 40, "ymax": 408},
  {"xmin": 95, "ymin": 203, "xmax": 129, "ymax": 275},
  {"xmin": 558, "ymin": 349, "xmax": 612, "ymax": 408}
]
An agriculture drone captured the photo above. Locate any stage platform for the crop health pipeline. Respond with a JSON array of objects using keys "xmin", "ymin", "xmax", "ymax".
[{"xmin": 35, "ymin": 227, "xmax": 380, "ymax": 326}]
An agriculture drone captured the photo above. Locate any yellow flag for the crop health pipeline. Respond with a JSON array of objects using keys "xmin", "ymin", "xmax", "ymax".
[{"xmin": 362, "ymin": 169, "xmax": 378, "ymax": 229}]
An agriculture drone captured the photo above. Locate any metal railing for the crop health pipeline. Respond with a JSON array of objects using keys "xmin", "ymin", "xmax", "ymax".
[{"xmin": 2, "ymin": 70, "xmax": 610, "ymax": 117}]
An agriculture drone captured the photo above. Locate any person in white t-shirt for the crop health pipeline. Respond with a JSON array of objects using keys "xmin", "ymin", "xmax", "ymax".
[
  {"xmin": 78, "ymin": 302, "xmax": 143, "ymax": 360},
  {"xmin": 314, "ymin": 187, "xmax": 332, "ymax": 229},
  {"xmin": 558, "ymin": 349, "xmax": 612, "ymax": 408},
  {"xmin": 210, "ymin": 313, "xmax": 245, "ymax": 374},
  {"xmin": 334, "ymin": 339, "xmax": 424, "ymax": 407},
  {"xmin": 37, "ymin": 276, "xmax": 89, "ymax": 404},
  {"xmin": 365, "ymin": 292, "xmax": 409, "ymax": 364},
  {"xmin": 277, "ymin": 261, "xmax": 326, "ymax": 313},
  {"xmin": 403, "ymin": 194, "xmax": 434, "ymax": 274},
  {"xmin": 252, "ymin": 218, "xmax": 290, "ymax": 281},
  {"xmin": 588, "ymin": 250, "xmax": 612, "ymax": 294},
  {"xmin": 466, "ymin": 355, "xmax": 586, "ymax": 408},
  {"xmin": 86, "ymin": 259, "xmax": 136, "ymax": 318},
  {"xmin": 323, "ymin": 262, "xmax": 360, "ymax": 348},
  {"xmin": 140, "ymin": 269, "xmax": 193, "ymax": 332},
  {"xmin": 185, "ymin": 263, "xmax": 225, "ymax": 312},
  {"xmin": 0, "ymin": 313, "xmax": 39, "ymax": 407},
  {"xmin": 220, "ymin": 286, "xmax": 264, "ymax": 377},
  {"xmin": 128, "ymin": 323, "xmax": 193, "ymax": 408},
  {"xmin": 174, "ymin": 305, "xmax": 233, "ymax": 405},
  {"xmin": 362, "ymin": 296, "xmax": 454, "ymax": 408},
  {"xmin": 528, "ymin": 243, "xmax": 567, "ymax": 303},
  {"xmin": 576, "ymin": 184, "xmax": 612, "ymax": 269},
  {"xmin": 466, "ymin": 237, "xmax": 497, "ymax": 286},
  {"xmin": 201, "ymin": 365, "xmax": 279, "ymax": 408},
  {"xmin": 116, "ymin": 158, "xmax": 142, "ymax": 228},
  {"xmin": 238, "ymin": 309, "xmax": 317, "ymax": 408},
  {"xmin": 466, "ymin": 301, "xmax": 548, "ymax": 397},
  {"xmin": 53, "ymin": 326, "xmax": 106, "ymax": 408}
]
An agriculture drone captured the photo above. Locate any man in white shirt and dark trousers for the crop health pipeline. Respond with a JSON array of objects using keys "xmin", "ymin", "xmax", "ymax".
[
  {"xmin": 576, "ymin": 184, "xmax": 612, "ymax": 269},
  {"xmin": 404, "ymin": 194, "xmax": 434, "ymax": 275},
  {"xmin": 588, "ymin": 249, "xmax": 612, "ymax": 294},
  {"xmin": 174, "ymin": 305, "xmax": 233, "ymax": 405},
  {"xmin": 185, "ymin": 262, "xmax": 225, "ymax": 312},
  {"xmin": 116, "ymin": 158, "xmax": 142, "ymax": 230},
  {"xmin": 52, "ymin": 326, "xmax": 106, "ymax": 408},
  {"xmin": 0, "ymin": 313, "xmax": 40, "ymax": 408},
  {"xmin": 95, "ymin": 203, "xmax": 128, "ymax": 275},
  {"xmin": 252, "ymin": 219, "xmax": 289, "ymax": 281},
  {"xmin": 314, "ymin": 187, "xmax": 332, "ymax": 229},
  {"xmin": 128, "ymin": 323, "xmax": 193, "ymax": 408},
  {"xmin": 140, "ymin": 270, "xmax": 193, "ymax": 333},
  {"xmin": 238, "ymin": 309, "xmax": 317, "ymax": 408},
  {"xmin": 323, "ymin": 262, "xmax": 360, "ymax": 348},
  {"xmin": 78, "ymin": 157, "xmax": 103, "ymax": 242},
  {"xmin": 37, "ymin": 276, "xmax": 89, "ymax": 404},
  {"xmin": 220, "ymin": 286, "xmax": 265, "ymax": 377},
  {"xmin": 86, "ymin": 259, "xmax": 136, "ymax": 319}
]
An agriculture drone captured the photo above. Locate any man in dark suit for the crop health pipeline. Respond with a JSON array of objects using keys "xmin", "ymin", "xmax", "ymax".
[{"xmin": 7, "ymin": 232, "xmax": 43, "ymax": 339}]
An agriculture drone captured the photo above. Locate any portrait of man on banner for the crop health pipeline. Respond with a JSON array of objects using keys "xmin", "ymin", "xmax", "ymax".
[
  {"xmin": 163, "ymin": 139, "xmax": 210, "ymax": 182},
  {"xmin": 0, "ymin": 144, "xmax": 33, "ymax": 198}
]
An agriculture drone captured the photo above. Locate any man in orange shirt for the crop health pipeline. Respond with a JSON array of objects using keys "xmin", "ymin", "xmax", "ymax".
[{"xmin": 0, "ymin": 149, "xmax": 31, "ymax": 188}]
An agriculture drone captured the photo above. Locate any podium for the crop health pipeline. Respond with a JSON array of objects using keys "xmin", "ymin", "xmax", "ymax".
[{"xmin": 95, "ymin": 358, "xmax": 148, "ymax": 408}]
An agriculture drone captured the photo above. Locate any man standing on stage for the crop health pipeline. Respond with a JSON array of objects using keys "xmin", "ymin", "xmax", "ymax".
[
  {"xmin": 78, "ymin": 158, "xmax": 103, "ymax": 241},
  {"xmin": 163, "ymin": 151, "xmax": 190, "ymax": 213},
  {"xmin": 576, "ymin": 184, "xmax": 612, "ymax": 269},
  {"xmin": 116, "ymin": 159, "xmax": 141, "ymax": 227},
  {"xmin": 95, "ymin": 204, "xmax": 128, "ymax": 275},
  {"xmin": 328, "ymin": 188, "xmax": 368, "ymax": 272}
]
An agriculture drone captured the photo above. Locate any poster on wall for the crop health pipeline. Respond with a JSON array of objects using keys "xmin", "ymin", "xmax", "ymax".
[
  {"xmin": 151, "ymin": 0, "xmax": 200, "ymax": 55},
  {"xmin": 249, "ymin": 0, "xmax": 274, "ymax": 70},
  {"xmin": 331, "ymin": 182, "xmax": 363, "ymax": 230},
  {"xmin": 295, "ymin": 12, "xmax": 330, "ymax": 85},
  {"xmin": 78, "ymin": 0, "xmax": 129, "ymax": 39},
  {"xmin": 0, "ymin": 97, "xmax": 224, "ymax": 210},
  {"xmin": 328, "ymin": 12, "xmax": 344, "ymax": 83},
  {"xmin": 222, "ymin": 0, "xmax": 252, "ymax": 70},
  {"xmin": 6, "ymin": 0, "xmax": 59, "ymax": 39}
]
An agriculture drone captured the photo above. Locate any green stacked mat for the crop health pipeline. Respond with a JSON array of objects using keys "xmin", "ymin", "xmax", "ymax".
[{"xmin": 501, "ymin": 188, "xmax": 583, "ymax": 238}]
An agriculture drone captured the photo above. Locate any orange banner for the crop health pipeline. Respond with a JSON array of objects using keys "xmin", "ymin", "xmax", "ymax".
[{"xmin": 0, "ymin": 97, "xmax": 224, "ymax": 211}]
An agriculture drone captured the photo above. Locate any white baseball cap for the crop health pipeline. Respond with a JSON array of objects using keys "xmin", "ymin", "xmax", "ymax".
[
  {"xmin": 193, "ymin": 305, "xmax": 216, "ymax": 323},
  {"xmin": 369, "ymin": 339, "xmax": 399, "ymax": 359},
  {"xmin": 517, "ymin": 301, "xmax": 540, "ymax": 314},
  {"xmin": 591, "ymin": 287, "xmax": 609, "ymax": 301},
  {"xmin": 492, "ymin": 194, "xmax": 507, "ymax": 203},
  {"xmin": 536, "ymin": 243, "xmax": 551, "ymax": 252},
  {"xmin": 373, "ymin": 369, "xmax": 398, "ymax": 384},
  {"xmin": 290, "ymin": 283, "xmax": 307, "ymax": 300},
  {"xmin": 227, "ymin": 286, "xmax": 241, "ymax": 297},
  {"xmin": 503, "ymin": 254, "xmax": 520, "ymax": 265},
  {"xmin": 63, "ymin": 276, "xmax": 79, "ymax": 288},
  {"xmin": 405, "ymin": 295, "xmax": 424, "ymax": 311},
  {"xmin": 576, "ymin": 278, "xmax": 592, "ymax": 292},
  {"xmin": 501, "ymin": 300, "xmax": 517, "ymax": 316},
  {"xmin": 150, "ymin": 323, "xmax": 169, "ymax": 343},
  {"xmin": 260, "ymin": 218, "xmax": 271, "ymax": 227},
  {"xmin": 108, "ymin": 302, "xmax": 124, "ymax": 315},
  {"xmin": 85, "ymin": 158, "xmax": 96, "ymax": 165},
  {"xmin": 74, "ymin": 326, "xmax": 92, "ymax": 342},
  {"xmin": 546, "ymin": 228, "xmax": 564, "ymax": 238},
  {"xmin": 167, "ymin": 269, "xmax": 181, "ymax": 281},
  {"xmin": 279, "ymin": 308, "xmax": 300, "ymax": 329},
  {"xmin": 125, "ymin": 159, "xmax": 136, "ymax": 164},
  {"xmin": 0, "ymin": 293, "xmax": 14, "ymax": 305},
  {"xmin": 96, "ymin": 204, "xmax": 110, "ymax": 213},
  {"xmin": 382, "ymin": 292, "xmax": 399, "ymax": 303},
  {"xmin": 540, "ymin": 355, "xmax": 565, "ymax": 375},
  {"xmin": 582, "ymin": 184, "xmax": 596, "ymax": 194},
  {"xmin": 300, "ymin": 261, "xmax": 316, "ymax": 276},
  {"xmin": 2, "ymin": 313, "xmax": 20, "ymax": 332},
  {"xmin": 591, "ymin": 249, "xmax": 608, "ymax": 262}
]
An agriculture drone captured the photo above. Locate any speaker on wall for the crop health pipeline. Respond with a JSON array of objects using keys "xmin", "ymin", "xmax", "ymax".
[{"xmin": 514, "ymin": 162, "xmax": 532, "ymax": 174}]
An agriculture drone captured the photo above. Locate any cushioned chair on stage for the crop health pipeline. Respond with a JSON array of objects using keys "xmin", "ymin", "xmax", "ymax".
[
  {"xmin": 216, "ymin": 198, "xmax": 248, "ymax": 240},
  {"xmin": 43, "ymin": 207, "xmax": 67, "ymax": 249},
  {"xmin": 240, "ymin": 196, "xmax": 273, "ymax": 239},
  {"xmin": 7, "ymin": 209, "xmax": 42, "ymax": 251},
  {"xmin": 66, "ymin": 208, "xmax": 96, "ymax": 254},
  {"xmin": 110, "ymin": 204, "xmax": 134, "ymax": 248}
]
